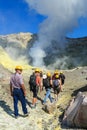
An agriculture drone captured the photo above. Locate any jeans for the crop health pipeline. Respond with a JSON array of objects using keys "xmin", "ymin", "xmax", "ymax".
[
  {"xmin": 13, "ymin": 88, "xmax": 28, "ymax": 116},
  {"xmin": 43, "ymin": 89, "xmax": 53, "ymax": 103}
]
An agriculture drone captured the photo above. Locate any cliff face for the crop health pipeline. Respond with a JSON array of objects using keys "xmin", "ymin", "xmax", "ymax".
[
  {"xmin": 65, "ymin": 37, "xmax": 87, "ymax": 69},
  {"xmin": 0, "ymin": 32, "xmax": 32, "ymax": 48},
  {"xmin": 0, "ymin": 32, "xmax": 33, "ymax": 69},
  {"xmin": 44, "ymin": 37, "xmax": 87, "ymax": 69},
  {"xmin": 0, "ymin": 32, "xmax": 87, "ymax": 70}
]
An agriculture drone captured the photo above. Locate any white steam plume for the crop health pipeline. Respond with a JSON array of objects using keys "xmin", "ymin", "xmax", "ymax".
[
  {"xmin": 29, "ymin": 43, "xmax": 46, "ymax": 67},
  {"xmin": 25, "ymin": 0, "xmax": 87, "ymax": 67}
]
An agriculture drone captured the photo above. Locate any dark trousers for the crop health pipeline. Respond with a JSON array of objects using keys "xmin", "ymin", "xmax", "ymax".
[
  {"xmin": 13, "ymin": 88, "xmax": 28, "ymax": 116},
  {"xmin": 32, "ymin": 86, "xmax": 39, "ymax": 98}
]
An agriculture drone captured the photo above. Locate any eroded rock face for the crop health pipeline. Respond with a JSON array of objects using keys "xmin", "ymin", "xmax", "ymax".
[
  {"xmin": 0, "ymin": 32, "xmax": 32, "ymax": 48},
  {"xmin": 0, "ymin": 33, "xmax": 34, "ymax": 69},
  {"xmin": 74, "ymin": 97, "xmax": 87, "ymax": 128},
  {"xmin": 62, "ymin": 92, "xmax": 87, "ymax": 128}
]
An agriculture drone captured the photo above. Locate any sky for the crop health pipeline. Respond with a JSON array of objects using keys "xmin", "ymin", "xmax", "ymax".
[
  {"xmin": 0, "ymin": 0, "xmax": 87, "ymax": 38},
  {"xmin": 0, "ymin": 0, "xmax": 45, "ymax": 35}
]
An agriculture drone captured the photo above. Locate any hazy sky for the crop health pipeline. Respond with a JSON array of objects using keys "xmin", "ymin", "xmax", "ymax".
[{"xmin": 0, "ymin": 0, "xmax": 87, "ymax": 38}]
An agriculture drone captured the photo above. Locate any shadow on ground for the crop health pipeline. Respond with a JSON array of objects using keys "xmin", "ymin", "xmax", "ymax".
[
  {"xmin": 71, "ymin": 85, "xmax": 87, "ymax": 96},
  {"xmin": 26, "ymin": 98, "xmax": 32, "ymax": 107},
  {"xmin": 37, "ymin": 96, "xmax": 43, "ymax": 103},
  {"xmin": 0, "ymin": 100, "xmax": 14, "ymax": 117}
]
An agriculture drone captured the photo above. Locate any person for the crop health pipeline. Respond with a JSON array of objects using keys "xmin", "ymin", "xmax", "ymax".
[
  {"xmin": 29, "ymin": 72, "xmax": 35, "ymax": 92},
  {"xmin": 43, "ymin": 72, "xmax": 47, "ymax": 87},
  {"xmin": 30, "ymin": 68, "xmax": 42, "ymax": 108},
  {"xmin": 59, "ymin": 72, "xmax": 65, "ymax": 90},
  {"xmin": 52, "ymin": 69, "xmax": 59, "ymax": 80},
  {"xmin": 10, "ymin": 65, "xmax": 28, "ymax": 118},
  {"xmin": 43, "ymin": 72, "xmax": 53, "ymax": 104},
  {"xmin": 53, "ymin": 74, "xmax": 62, "ymax": 101},
  {"xmin": 40, "ymin": 70, "xmax": 43, "ymax": 91}
]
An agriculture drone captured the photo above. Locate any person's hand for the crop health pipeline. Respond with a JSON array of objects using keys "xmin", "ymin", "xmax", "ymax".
[{"xmin": 24, "ymin": 91, "xmax": 26, "ymax": 97}]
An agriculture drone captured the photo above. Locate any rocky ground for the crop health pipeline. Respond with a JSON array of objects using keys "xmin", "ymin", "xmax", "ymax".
[{"xmin": 0, "ymin": 66, "xmax": 87, "ymax": 130}]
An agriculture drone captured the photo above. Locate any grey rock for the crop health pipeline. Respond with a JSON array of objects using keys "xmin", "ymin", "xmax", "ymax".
[
  {"xmin": 63, "ymin": 92, "xmax": 87, "ymax": 128},
  {"xmin": 42, "ymin": 102, "xmax": 57, "ymax": 114}
]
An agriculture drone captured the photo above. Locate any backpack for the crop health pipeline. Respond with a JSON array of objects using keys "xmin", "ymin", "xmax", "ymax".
[
  {"xmin": 59, "ymin": 74, "xmax": 65, "ymax": 85},
  {"xmin": 53, "ymin": 79, "xmax": 60, "ymax": 88},
  {"xmin": 29, "ymin": 74, "xmax": 37, "ymax": 87},
  {"xmin": 43, "ymin": 78, "xmax": 50, "ymax": 88}
]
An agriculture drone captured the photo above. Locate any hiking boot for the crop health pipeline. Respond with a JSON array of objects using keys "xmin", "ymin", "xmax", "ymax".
[
  {"xmin": 31, "ymin": 104, "xmax": 36, "ymax": 109},
  {"xmin": 42, "ymin": 103, "xmax": 45, "ymax": 105},
  {"xmin": 15, "ymin": 116, "xmax": 18, "ymax": 119},
  {"xmin": 23, "ymin": 113, "xmax": 29, "ymax": 117},
  {"xmin": 42, "ymin": 101, "xmax": 46, "ymax": 105},
  {"xmin": 51, "ymin": 99, "xmax": 55, "ymax": 103}
]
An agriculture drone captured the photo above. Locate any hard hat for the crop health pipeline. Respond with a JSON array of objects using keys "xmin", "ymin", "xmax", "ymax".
[
  {"xmin": 47, "ymin": 72, "xmax": 51, "ymax": 77},
  {"xmin": 60, "ymin": 71, "xmax": 63, "ymax": 74},
  {"xmin": 55, "ymin": 74, "xmax": 59, "ymax": 79},
  {"xmin": 15, "ymin": 65, "xmax": 22, "ymax": 70},
  {"xmin": 35, "ymin": 68, "xmax": 40, "ymax": 72},
  {"xmin": 54, "ymin": 69, "xmax": 58, "ymax": 74},
  {"xmin": 39, "ymin": 69, "xmax": 42, "ymax": 72}
]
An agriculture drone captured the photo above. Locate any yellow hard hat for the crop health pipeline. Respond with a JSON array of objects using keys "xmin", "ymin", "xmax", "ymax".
[
  {"xmin": 55, "ymin": 74, "xmax": 59, "ymax": 79},
  {"xmin": 15, "ymin": 65, "xmax": 22, "ymax": 70},
  {"xmin": 54, "ymin": 69, "xmax": 58, "ymax": 74},
  {"xmin": 40, "ymin": 70, "xmax": 42, "ymax": 72},
  {"xmin": 60, "ymin": 71, "xmax": 63, "ymax": 74},
  {"xmin": 35, "ymin": 68, "xmax": 40, "ymax": 72},
  {"xmin": 47, "ymin": 72, "xmax": 51, "ymax": 77}
]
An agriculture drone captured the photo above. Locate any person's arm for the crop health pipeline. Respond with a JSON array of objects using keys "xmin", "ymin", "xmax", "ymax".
[
  {"xmin": 21, "ymin": 84, "xmax": 26, "ymax": 96},
  {"xmin": 38, "ymin": 76, "xmax": 42, "ymax": 92},
  {"xmin": 50, "ymin": 78, "xmax": 53, "ymax": 87},
  {"xmin": 59, "ymin": 79, "xmax": 62, "ymax": 91},
  {"xmin": 19, "ymin": 75, "xmax": 26, "ymax": 96}
]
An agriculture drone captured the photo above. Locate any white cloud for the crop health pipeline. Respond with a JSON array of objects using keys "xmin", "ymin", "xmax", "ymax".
[{"xmin": 25, "ymin": 0, "xmax": 87, "ymax": 67}]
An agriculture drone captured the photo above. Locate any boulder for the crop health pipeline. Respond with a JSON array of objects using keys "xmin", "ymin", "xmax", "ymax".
[
  {"xmin": 42, "ymin": 102, "xmax": 57, "ymax": 114},
  {"xmin": 74, "ymin": 97, "xmax": 87, "ymax": 128},
  {"xmin": 62, "ymin": 92, "xmax": 87, "ymax": 128}
]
